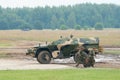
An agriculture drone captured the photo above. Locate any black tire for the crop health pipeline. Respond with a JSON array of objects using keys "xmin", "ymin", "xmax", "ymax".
[
  {"xmin": 83, "ymin": 56, "xmax": 95, "ymax": 67},
  {"xmin": 83, "ymin": 62, "xmax": 91, "ymax": 67},
  {"xmin": 37, "ymin": 51, "xmax": 51, "ymax": 64},
  {"xmin": 74, "ymin": 50, "xmax": 87, "ymax": 64},
  {"xmin": 73, "ymin": 53, "xmax": 79, "ymax": 63},
  {"xmin": 83, "ymin": 64, "xmax": 88, "ymax": 67}
]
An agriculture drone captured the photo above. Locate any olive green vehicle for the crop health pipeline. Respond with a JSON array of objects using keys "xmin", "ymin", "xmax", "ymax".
[{"xmin": 26, "ymin": 36, "xmax": 102, "ymax": 67}]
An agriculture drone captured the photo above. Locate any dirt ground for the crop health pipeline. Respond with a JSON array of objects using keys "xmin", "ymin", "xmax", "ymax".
[
  {"xmin": 0, "ymin": 41, "xmax": 120, "ymax": 70},
  {"xmin": 0, "ymin": 52, "xmax": 120, "ymax": 70}
]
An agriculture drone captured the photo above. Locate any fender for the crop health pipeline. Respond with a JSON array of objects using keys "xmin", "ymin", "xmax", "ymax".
[{"xmin": 35, "ymin": 47, "xmax": 52, "ymax": 58}]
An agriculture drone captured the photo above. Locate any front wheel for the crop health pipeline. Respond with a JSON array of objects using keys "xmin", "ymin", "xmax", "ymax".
[{"xmin": 37, "ymin": 51, "xmax": 51, "ymax": 64}]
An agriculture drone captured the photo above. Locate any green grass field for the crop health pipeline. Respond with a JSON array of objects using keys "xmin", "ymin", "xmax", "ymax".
[
  {"xmin": 104, "ymin": 49, "xmax": 120, "ymax": 54},
  {"xmin": 0, "ymin": 69, "xmax": 119, "ymax": 80}
]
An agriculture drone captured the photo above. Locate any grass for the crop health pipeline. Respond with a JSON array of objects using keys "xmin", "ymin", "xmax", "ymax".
[
  {"xmin": 0, "ymin": 43, "xmax": 12, "ymax": 47},
  {"xmin": 0, "ymin": 29, "xmax": 120, "ymax": 47},
  {"xmin": 0, "ymin": 69, "xmax": 119, "ymax": 80},
  {"xmin": 0, "ymin": 29, "xmax": 119, "ymax": 80},
  {"xmin": 104, "ymin": 49, "xmax": 120, "ymax": 54},
  {"xmin": 0, "ymin": 54, "xmax": 9, "ymax": 58},
  {"xmin": 0, "ymin": 40, "xmax": 13, "ymax": 48}
]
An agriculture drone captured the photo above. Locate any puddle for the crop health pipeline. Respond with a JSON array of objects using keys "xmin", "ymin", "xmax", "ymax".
[
  {"xmin": 95, "ymin": 54, "xmax": 120, "ymax": 64},
  {"xmin": 52, "ymin": 54, "xmax": 120, "ymax": 64}
]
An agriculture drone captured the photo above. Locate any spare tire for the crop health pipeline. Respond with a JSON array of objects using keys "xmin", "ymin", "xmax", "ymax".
[{"xmin": 37, "ymin": 51, "xmax": 51, "ymax": 64}]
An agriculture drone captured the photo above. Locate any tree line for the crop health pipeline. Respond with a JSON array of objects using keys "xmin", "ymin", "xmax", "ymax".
[{"xmin": 0, "ymin": 3, "xmax": 120, "ymax": 30}]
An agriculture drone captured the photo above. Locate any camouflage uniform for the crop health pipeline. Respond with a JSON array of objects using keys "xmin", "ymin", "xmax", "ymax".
[
  {"xmin": 88, "ymin": 50, "xmax": 95, "ymax": 67},
  {"xmin": 75, "ymin": 48, "xmax": 95, "ymax": 67},
  {"xmin": 75, "ymin": 50, "xmax": 88, "ymax": 67}
]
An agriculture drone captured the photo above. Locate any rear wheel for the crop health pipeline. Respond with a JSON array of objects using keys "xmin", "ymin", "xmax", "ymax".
[
  {"xmin": 37, "ymin": 51, "xmax": 51, "ymax": 64},
  {"xmin": 74, "ymin": 50, "xmax": 94, "ymax": 67},
  {"xmin": 83, "ymin": 58, "xmax": 91, "ymax": 67},
  {"xmin": 73, "ymin": 53, "xmax": 80, "ymax": 63}
]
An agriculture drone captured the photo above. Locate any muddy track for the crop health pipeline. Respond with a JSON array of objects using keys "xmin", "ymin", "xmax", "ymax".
[
  {"xmin": 0, "ymin": 48, "xmax": 120, "ymax": 70},
  {"xmin": 0, "ymin": 54, "xmax": 120, "ymax": 70}
]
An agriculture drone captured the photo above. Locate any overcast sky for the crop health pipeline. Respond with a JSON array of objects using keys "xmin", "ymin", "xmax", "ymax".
[{"xmin": 0, "ymin": 0, "xmax": 120, "ymax": 8}]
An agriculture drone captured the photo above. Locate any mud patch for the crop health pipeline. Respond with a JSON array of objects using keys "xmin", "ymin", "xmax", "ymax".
[
  {"xmin": 95, "ymin": 54, "xmax": 120, "ymax": 64},
  {"xmin": 0, "ymin": 48, "xmax": 120, "ymax": 69}
]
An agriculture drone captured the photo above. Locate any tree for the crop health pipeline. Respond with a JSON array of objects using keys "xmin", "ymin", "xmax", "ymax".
[
  {"xmin": 83, "ymin": 26, "xmax": 89, "ymax": 30},
  {"xmin": 94, "ymin": 22, "xmax": 104, "ymax": 30},
  {"xmin": 59, "ymin": 18, "xmax": 65, "ymax": 26},
  {"xmin": 19, "ymin": 22, "xmax": 32, "ymax": 30},
  {"xmin": 50, "ymin": 15, "xmax": 58, "ymax": 29},
  {"xmin": 0, "ymin": 4, "xmax": 120, "ymax": 30},
  {"xmin": 0, "ymin": 20, "xmax": 9, "ymax": 30},
  {"xmin": 67, "ymin": 12, "xmax": 76, "ymax": 28},
  {"xmin": 60, "ymin": 25, "xmax": 68, "ymax": 30},
  {"xmin": 74, "ymin": 24, "xmax": 82, "ymax": 30},
  {"xmin": 33, "ymin": 21, "xmax": 44, "ymax": 30},
  {"xmin": 0, "ymin": 6, "xmax": 2, "ymax": 14}
]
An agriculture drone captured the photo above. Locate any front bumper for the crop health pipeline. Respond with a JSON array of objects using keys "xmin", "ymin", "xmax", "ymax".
[{"xmin": 26, "ymin": 48, "xmax": 36, "ymax": 57}]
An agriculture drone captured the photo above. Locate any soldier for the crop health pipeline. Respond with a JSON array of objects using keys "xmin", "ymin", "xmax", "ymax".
[
  {"xmin": 70, "ymin": 34, "xmax": 73, "ymax": 38},
  {"xmin": 75, "ymin": 46, "xmax": 95, "ymax": 67},
  {"xmin": 88, "ymin": 50, "xmax": 95, "ymax": 67},
  {"xmin": 75, "ymin": 46, "xmax": 88, "ymax": 67}
]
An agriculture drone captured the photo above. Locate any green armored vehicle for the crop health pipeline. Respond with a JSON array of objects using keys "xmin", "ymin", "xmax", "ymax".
[{"xmin": 26, "ymin": 36, "xmax": 102, "ymax": 67}]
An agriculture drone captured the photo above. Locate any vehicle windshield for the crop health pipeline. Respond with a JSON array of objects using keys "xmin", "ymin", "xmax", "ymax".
[
  {"xmin": 51, "ymin": 37, "xmax": 70, "ymax": 45},
  {"xmin": 79, "ymin": 37, "xmax": 99, "ymax": 44}
]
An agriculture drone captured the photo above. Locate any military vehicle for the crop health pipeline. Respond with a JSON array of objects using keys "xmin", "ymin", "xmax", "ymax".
[{"xmin": 26, "ymin": 36, "xmax": 102, "ymax": 67}]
